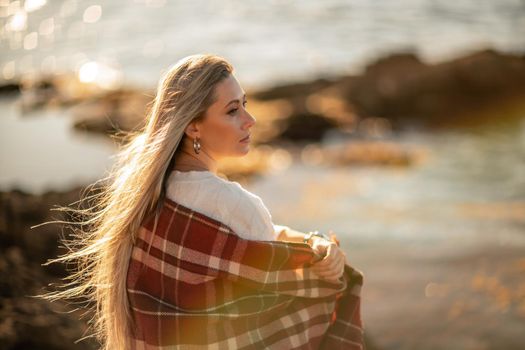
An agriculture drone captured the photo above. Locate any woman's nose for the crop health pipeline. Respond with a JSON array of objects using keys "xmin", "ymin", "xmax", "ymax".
[{"xmin": 243, "ymin": 110, "xmax": 256, "ymax": 128}]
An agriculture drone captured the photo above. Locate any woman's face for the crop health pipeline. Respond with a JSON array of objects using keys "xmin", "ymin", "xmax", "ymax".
[{"xmin": 192, "ymin": 74, "xmax": 256, "ymax": 159}]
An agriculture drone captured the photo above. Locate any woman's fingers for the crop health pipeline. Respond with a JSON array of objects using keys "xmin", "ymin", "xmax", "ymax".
[
  {"xmin": 310, "ymin": 246, "xmax": 346, "ymax": 282},
  {"xmin": 312, "ymin": 258, "xmax": 344, "ymax": 277},
  {"xmin": 312, "ymin": 253, "xmax": 342, "ymax": 272},
  {"xmin": 313, "ymin": 269, "xmax": 342, "ymax": 282},
  {"xmin": 324, "ymin": 244, "xmax": 343, "ymax": 265}
]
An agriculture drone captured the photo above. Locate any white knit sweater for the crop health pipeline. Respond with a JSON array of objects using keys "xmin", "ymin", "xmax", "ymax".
[{"xmin": 165, "ymin": 170, "xmax": 289, "ymax": 241}]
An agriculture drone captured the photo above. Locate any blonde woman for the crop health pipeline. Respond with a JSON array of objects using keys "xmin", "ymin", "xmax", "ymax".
[{"xmin": 41, "ymin": 54, "xmax": 364, "ymax": 349}]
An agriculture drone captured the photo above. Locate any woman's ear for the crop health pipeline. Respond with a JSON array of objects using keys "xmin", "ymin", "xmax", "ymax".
[{"xmin": 184, "ymin": 121, "xmax": 200, "ymax": 139}]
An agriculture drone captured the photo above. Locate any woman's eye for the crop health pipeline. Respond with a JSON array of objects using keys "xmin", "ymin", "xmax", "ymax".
[{"xmin": 228, "ymin": 101, "xmax": 247, "ymax": 115}]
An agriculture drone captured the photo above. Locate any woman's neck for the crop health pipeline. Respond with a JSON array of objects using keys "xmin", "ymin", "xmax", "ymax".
[{"xmin": 172, "ymin": 137, "xmax": 218, "ymax": 174}]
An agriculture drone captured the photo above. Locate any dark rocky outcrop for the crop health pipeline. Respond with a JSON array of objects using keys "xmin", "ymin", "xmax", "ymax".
[
  {"xmin": 277, "ymin": 112, "xmax": 341, "ymax": 142},
  {"xmin": 0, "ymin": 82, "xmax": 21, "ymax": 96},
  {"xmin": 346, "ymin": 49, "xmax": 525, "ymax": 127},
  {"xmin": 0, "ymin": 188, "xmax": 99, "ymax": 349},
  {"xmin": 253, "ymin": 49, "xmax": 525, "ymax": 134}
]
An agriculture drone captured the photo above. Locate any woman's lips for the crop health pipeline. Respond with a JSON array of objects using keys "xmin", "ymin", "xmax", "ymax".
[{"xmin": 240, "ymin": 135, "xmax": 250, "ymax": 142}]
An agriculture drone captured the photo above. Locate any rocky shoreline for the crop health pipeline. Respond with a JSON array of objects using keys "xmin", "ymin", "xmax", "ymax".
[
  {"xmin": 3, "ymin": 49, "xmax": 523, "ymax": 180},
  {"xmin": 4, "ymin": 49, "xmax": 525, "ymax": 140},
  {"xmin": 0, "ymin": 187, "xmax": 99, "ymax": 349}
]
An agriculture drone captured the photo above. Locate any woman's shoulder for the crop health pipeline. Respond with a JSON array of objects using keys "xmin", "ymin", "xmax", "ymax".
[
  {"xmin": 216, "ymin": 175, "xmax": 271, "ymax": 214},
  {"xmin": 166, "ymin": 170, "xmax": 269, "ymax": 214},
  {"xmin": 211, "ymin": 174, "xmax": 271, "ymax": 218}
]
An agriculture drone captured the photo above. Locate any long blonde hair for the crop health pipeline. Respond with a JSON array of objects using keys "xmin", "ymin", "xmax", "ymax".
[{"xmin": 36, "ymin": 53, "xmax": 234, "ymax": 349}]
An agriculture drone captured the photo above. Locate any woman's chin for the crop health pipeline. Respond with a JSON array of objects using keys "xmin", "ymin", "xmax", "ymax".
[{"xmin": 238, "ymin": 143, "xmax": 251, "ymax": 154}]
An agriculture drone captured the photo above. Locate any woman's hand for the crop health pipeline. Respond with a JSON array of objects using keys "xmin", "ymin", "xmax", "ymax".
[{"xmin": 309, "ymin": 237, "xmax": 346, "ymax": 283}]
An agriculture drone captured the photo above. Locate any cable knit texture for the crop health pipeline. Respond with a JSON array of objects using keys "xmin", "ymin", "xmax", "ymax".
[{"xmin": 165, "ymin": 170, "xmax": 287, "ymax": 241}]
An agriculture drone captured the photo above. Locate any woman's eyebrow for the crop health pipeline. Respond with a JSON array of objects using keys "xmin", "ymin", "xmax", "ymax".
[{"xmin": 224, "ymin": 93, "xmax": 246, "ymax": 108}]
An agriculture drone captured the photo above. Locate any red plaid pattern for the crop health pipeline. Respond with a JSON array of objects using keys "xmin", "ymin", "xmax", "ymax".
[{"xmin": 126, "ymin": 197, "xmax": 365, "ymax": 349}]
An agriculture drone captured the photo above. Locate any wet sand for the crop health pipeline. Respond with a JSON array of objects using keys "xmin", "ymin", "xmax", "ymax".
[{"xmin": 351, "ymin": 241, "xmax": 525, "ymax": 350}]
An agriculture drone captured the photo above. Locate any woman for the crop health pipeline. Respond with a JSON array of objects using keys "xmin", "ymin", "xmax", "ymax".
[{"xmin": 41, "ymin": 54, "xmax": 364, "ymax": 349}]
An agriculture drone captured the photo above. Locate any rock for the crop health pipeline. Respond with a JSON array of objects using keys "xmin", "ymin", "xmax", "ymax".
[
  {"xmin": 15, "ymin": 73, "xmax": 107, "ymax": 112},
  {"xmin": 300, "ymin": 139, "xmax": 426, "ymax": 168},
  {"xmin": 0, "ymin": 187, "xmax": 100, "ymax": 349},
  {"xmin": 0, "ymin": 82, "xmax": 21, "ymax": 97},
  {"xmin": 247, "ymin": 82, "xmax": 358, "ymax": 143},
  {"xmin": 346, "ymin": 49, "xmax": 525, "ymax": 127},
  {"xmin": 71, "ymin": 88, "xmax": 151, "ymax": 135},
  {"xmin": 249, "ymin": 49, "xmax": 525, "ymax": 135},
  {"xmin": 0, "ymin": 246, "xmax": 97, "ymax": 349},
  {"xmin": 250, "ymin": 77, "xmax": 335, "ymax": 101},
  {"xmin": 276, "ymin": 112, "xmax": 341, "ymax": 142},
  {"xmin": 0, "ymin": 188, "xmax": 85, "ymax": 271}
]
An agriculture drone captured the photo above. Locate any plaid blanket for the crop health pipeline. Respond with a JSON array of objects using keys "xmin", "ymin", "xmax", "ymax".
[{"xmin": 126, "ymin": 196, "xmax": 365, "ymax": 349}]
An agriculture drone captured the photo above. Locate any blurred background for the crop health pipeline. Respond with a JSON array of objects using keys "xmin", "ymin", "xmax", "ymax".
[{"xmin": 1, "ymin": 0, "xmax": 525, "ymax": 349}]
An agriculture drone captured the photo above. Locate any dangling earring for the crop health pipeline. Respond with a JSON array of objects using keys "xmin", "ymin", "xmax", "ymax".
[{"xmin": 193, "ymin": 137, "xmax": 201, "ymax": 154}]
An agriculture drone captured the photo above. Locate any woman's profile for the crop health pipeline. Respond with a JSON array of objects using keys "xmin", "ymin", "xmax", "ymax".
[{"xmin": 39, "ymin": 54, "xmax": 364, "ymax": 349}]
